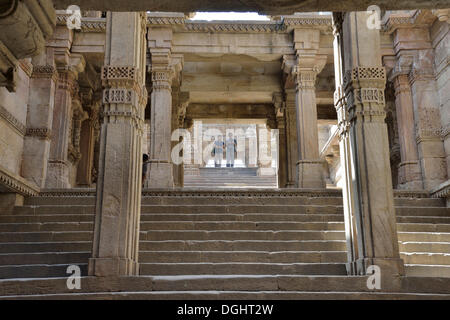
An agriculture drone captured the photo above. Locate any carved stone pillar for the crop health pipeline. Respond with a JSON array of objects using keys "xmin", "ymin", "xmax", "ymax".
[
  {"xmin": 274, "ymin": 93, "xmax": 287, "ymax": 188},
  {"xmin": 341, "ymin": 11, "xmax": 403, "ymax": 276},
  {"xmin": 89, "ymin": 12, "xmax": 147, "ymax": 276},
  {"xmin": 332, "ymin": 13, "xmax": 358, "ymax": 274},
  {"xmin": 409, "ymin": 63, "xmax": 447, "ymax": 190},
  {"xmin": 147, "ymin": 27, "xmax": 177, "ymax": 189},
  {"xmin": 292, "ymin": 29, "xmax": 327, "ymax": 188},
  {"xmin": 257, "ymin": 124, "xmax": 273, "ymax": 176},
  {"xmin": 22, "ymin": 56, "xmax": 58, "ymax": 188},
  {"xmin": 171, "ymin": 89, "xmax": 188, "ymax": 188},
  {"xmin": 390, "ymin": 63, "xmax": 423, "ymax": 190},
  {"xmin": 46, "ymin": 54, "xmax": 85, "ymax": 188},
  {"xmin": 284, "ymin": 88, "xmax": 297, "ymax": 188},
  {"xmin": 76, "ymin": 93, "xmax": 100, "ymax": 187}
]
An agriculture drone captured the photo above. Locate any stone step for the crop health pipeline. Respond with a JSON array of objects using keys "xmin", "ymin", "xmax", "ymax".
[
  {"xmin": 397, "ymin": 223, "xmax": 450, "ymax": 233},
  {"xmin": 140, "ymin": 221, "xmax": 345, "ymax": 231},
  {"xmin": 0, "ymin": 252, "xmax": 91, "ymax": 265},
  {"xmin": 0, "ymin": 231, "xmax": 93, "ymax": 242},
  {"xmin": 5, "ymin": 291, "xmax": 450, "ymax": 300},
  {"xmin": 0, "ymin": 215, "xmax": 94, "ymax": 223},
  {"xmin": 406, "ymin": 265, "xmax": 450, "ymax": 277},
  {"xmin": 0, "ymin": 264, "xmax": 88, "ymax": 279},
  {"xmin": 25, "ymin": 196, "xmax": 96, "ymax": 206},
  {"xmin": 399, "ymin": 241, "xmax": 450, "ymax": 253},
  {"xmin": 398, "ymin": 232, "xmax": 450, "ymax": 242},
  {"xmin": 0, "ymin": 241, "xmax": 92, "ymax": 253},
  {"xmin": 141, "ymin": 205, "xmax": 343, "ymax": 214},
  {"xmin": 394, "ymin": 197, "xmax": 446, "ymax": 207},
  {"xmin": 0, "ymin": 222, "xmax": 94, "ymax": 232},
  {"xmin": 396, "ymin": 216, "xmax": 450, "ymax": 224},
  {"xmin": 401, "ymin": 253, "xmax": 450, "ymax": 265},
  {"xmin": 138, "ymin": 205, "xmax": 449, "ymax": 216},
  {"xmin": 138, "ymin": 251, "xmax": 347, "ymax": 263},
  {"xmin": 13, "ymin": 205, "xmax": 95, "ymax": 215},
  {"xmin": 140, "ymin": 213, "xmax": 344, "ymax": 222},
  {"xmin": 1, "ymin": 275, "xmax": 450, "ymax": 298},
  {"xmin": 141, "ymin": 196, "xmax": 345, "ymax": 206},
  {"xmin": 139, "ymin": 262, "xmax": 348, "ymax": 276},
  {"xmin": 139, "ymin": 240, "xmax": 347, "ymax": 252},
  {"xmin": 140, "ymin": 230, "xmax": 346, "ymax": 241}
]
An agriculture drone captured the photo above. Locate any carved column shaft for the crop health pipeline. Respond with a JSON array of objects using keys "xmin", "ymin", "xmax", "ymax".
[
  {"xmin": 22, "ymin": 59, "xmax": 58, "ymax": 188},
  {"xmin": 342, "ymin": 12, "xmax": 403, "ymax": 276},
  {"xmin": 294, "ymin": 68, "xmax": 324, "ymax": 188},
  {"xmin": 89, "ymin": 12, "xmax": 147, "ymax": 276},
  {"xmin": 274, "ymin": 93, "xmax": 287, "ymax": 188},
  {"xmin": 409, "ymin": 68, "xmax": 447, "ymax": 190},
  {"xmin": 147, "ymin": 27, "xmax": 176, "ymax": 188},
  {"xmin": 284, "ymin": 90, "xmax": 297, "ymax": 187},
  {"xmin": 392, "ymin": 73, "xmax": 423, "ymax": 189},
  {"xmin": 46, "ymin": 67, "xmax": 79, "ymax": 188},
  {"xmin": 332, "ymin": 12, "xmax": 359, "ymax": 274},
  {"xmin": 292, "ymin": 29, "xmax": 326, "ymax": 188}
]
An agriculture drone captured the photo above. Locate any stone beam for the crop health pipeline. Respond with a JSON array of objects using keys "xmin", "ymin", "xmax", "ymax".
[
  {"xmin": 53, "ymin": 0, "xmax": 450, "ymax": 14},
  {"xmin": 0, "ymin": 0, "xmax": 56, "ymax": 92},
  {"xmin": 187, "ymin": 104, "xmax": 276, "ymax": 120}
]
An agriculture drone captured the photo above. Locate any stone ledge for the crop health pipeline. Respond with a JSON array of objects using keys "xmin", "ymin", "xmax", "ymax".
[
  {"xmin": 32, "ymin": 188, "xmax": 434, "ymax": 199},
  {"xmin": 0, "ymin": 165, "xmax": 39, "ymax": 197}
]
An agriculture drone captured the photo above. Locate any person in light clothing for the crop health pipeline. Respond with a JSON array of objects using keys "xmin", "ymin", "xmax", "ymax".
[
  {"xmin": 226, "ymin": 132, "xmax": 237, "ymax": 168},
  {"xmin": 213, "ymin": 135, "xmax": 225, "ymax": 168}
]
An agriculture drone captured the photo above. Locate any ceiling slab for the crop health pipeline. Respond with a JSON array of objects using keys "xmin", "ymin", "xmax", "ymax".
[{"xmin": 53, "ymin": 0, "xmax": 450, "ymax": 14}]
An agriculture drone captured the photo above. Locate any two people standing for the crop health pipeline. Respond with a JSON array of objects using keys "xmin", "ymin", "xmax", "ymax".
[{"xmin": 212, "ymin": 133, "xmax": 237, "ymax": 168}]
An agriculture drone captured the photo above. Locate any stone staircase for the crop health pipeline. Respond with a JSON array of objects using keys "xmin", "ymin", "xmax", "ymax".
[
  {"xmin": 0, "ymin": 189, "xmax": 449, "ymax": 299},
  {"xmin": 184, "ymin": 167, "xmax": 278, "ymax": 188}
]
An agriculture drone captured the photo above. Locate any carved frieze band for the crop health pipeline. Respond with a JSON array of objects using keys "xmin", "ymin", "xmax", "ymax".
[
  {"xmin": 147, "ymin": 15, "xmax": 332, "ymax": 33},
  {"xmin": 32, "ymin": 65, "xmax": 58, "ymax": 82},
  {"xmin": 56, "ymin": 14, "xmax": 106, "ymax": 33},
  {"xmin": 0, "ymin": 165, "xmax": 39, "ymax": 196},
  {"xmin": 0, "ymin": 105, "xmax": 26, "ymax": 136},
  {"xmin": 26, "ymin": 128, "xmax": 52, "ymax": 140}
]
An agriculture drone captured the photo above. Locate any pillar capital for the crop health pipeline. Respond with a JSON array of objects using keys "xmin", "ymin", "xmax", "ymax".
[{"xmin": 343, "ymin": 66, "xmax": 387, "ymax": 123}]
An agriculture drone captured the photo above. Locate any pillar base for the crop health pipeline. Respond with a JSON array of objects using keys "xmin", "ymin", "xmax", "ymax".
[
  {"xmin": 0, "ymin": 193, "xmax": 24, "ymax": 214},
  {"xmin": 147, "ymin": 162, "xmax": 174, "ymax": 188},
  {"xmin": 88, "ymin": 257, "xmax": 139, "ymax": 277},
  {"xmin": 398, "ymin": 161, "xmax": 423, "ymax": 190},
  {"xmin": 296, "ymin": 160, "xmax": 326, "ymax": 188},
  {"xmin": 46, "ymin": 161, "xmax": 70, "ymax": 188},
  {"xmin": 354, "ymin": 257, "xmax": 404, "ymax": 277}
]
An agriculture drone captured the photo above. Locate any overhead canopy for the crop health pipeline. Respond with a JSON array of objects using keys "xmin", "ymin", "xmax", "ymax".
[{"xmin": 53, "ymin": 0, "xmax": 450, "ymax": 14}]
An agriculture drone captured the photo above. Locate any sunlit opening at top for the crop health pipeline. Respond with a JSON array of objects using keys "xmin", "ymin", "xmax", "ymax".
[{"xmin": 191, "ymin": 12, "xmax": 270, "ymax": 21}]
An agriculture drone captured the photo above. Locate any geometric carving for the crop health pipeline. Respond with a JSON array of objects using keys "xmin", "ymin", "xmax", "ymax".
[
  {"xmin": 25, "ymin": 128, "xmax": 52, "ymax": 140},
  {"xmin": 102, "ymin": 66, "xmax": 137, "ymax": 81},
  {"xmin": 0, "ymin": 105, "xmax": 26, "ymax": 136},
  {"xmin": 103, "ymin": 88, "xmax": 133, "ymax": 104}
]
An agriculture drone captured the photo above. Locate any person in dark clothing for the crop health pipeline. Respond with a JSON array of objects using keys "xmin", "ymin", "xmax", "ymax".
[{"xmin": 142, "ymin": 154, "xmax": 149, "ymax": 187}]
